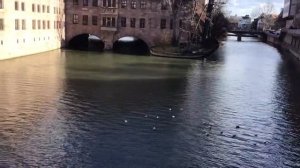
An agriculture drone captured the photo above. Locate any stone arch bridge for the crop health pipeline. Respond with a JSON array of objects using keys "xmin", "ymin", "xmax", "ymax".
[{"xmin": 66, "ymin": 27, "xmax": 161, "ymax": 50}]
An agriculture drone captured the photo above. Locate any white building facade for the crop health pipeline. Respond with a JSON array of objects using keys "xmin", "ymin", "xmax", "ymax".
[
  {"xmin": 0, "ymin": 0, "xmax": 65, "ymax": 60},
  {"xmin": 238, "ymin": 15, "xmax": 251, "ymax": 30}
]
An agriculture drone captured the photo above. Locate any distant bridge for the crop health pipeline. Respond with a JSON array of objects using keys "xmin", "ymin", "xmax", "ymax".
[{"xmin": 227, "ymin": 30, "xmax": 265, "ymax": 41}]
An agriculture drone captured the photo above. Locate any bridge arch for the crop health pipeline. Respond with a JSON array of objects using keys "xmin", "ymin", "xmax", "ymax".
[
  {"xmin": 113, "ymin": 36, "xmax": 150, "ymax": 55},
  {"xmin": 68, "ymin": 33, "xmax": 105, "ymax": 52}
]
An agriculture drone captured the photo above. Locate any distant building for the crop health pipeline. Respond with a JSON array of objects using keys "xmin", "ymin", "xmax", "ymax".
[
  {"xmin": 283, "ymin": 0, "xmax": 300, "ymax": 28},
  {"xmin": 238, "ymin": 15, "xmax": 251, "ymax": 30},
  {"xmin": 257, "ymin": 18, "xmax": 265, "ymax": 31},
  {"xmin": 228, "ymin": 15, "xmax": 240, "ymax": 30},
  {"xmin": 282, "ymin": 0, "xmax": 300, "ymax": 54}
]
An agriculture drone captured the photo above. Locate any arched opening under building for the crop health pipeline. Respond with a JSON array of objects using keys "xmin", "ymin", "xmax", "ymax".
[
  {"xmin": 68, "ymin": 34, "xmax": 104, "ymax": 52},
  {"xmin": 113, "ymin": 37, "xmax": 149, "ymax": 55}
]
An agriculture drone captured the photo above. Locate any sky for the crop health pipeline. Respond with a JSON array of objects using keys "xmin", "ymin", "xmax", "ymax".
[{"xmin": 225, "ymin": 0, "xmax": 284, "ymax": 17}]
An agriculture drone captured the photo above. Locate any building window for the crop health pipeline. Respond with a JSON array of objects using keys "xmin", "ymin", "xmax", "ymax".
[
  {"xmin": 103, "ymin": 0, "xmax": 116, "ymax": 8},
  {"xmin": 47, "ymin": 6, "xmax": 50, "ymax": 13},
  {"xmin": 32, "ymin": 20, "xmax": 36, "ymax": 29},
  {"xmin": 131, "ymin": 0, "xmax": 136, "ymax": 9},
  {"xmin": 92, "ymin": 0, "xmax": 98, "ymax": 6},
  {"xmin": 121, "ymin": 17, "xmax": 126, "ymax": 27},
  {"xmin": 32, "ymin": 4, "xmax": 35, "ymax": 12},
  {"xmin": 83, "ymin": 0, "xmax": 88, "ymax": 6},
  {"xmin": 121, "ymin": 0, "xmax": 127, "ymax": 8},
  {"xmin": 83, "ymin": 15, "xmax": 88, "ymax": 25},
  {"xmin": 22, "ymin": 19, "xmax": 26, "ymax": 30},
  {"xmin": 179, "ymin": 19, "xmax": 183, "ymax": 28},
  {"xmin": 73, "ymin": 0, "xmax": 79, "ymax": 5},
  {"xmin": 170, "ymin": 19, "xmax": 173, "ymax": 29},
  {"xmin": 130, "ymin": 18, "xmax": 136, "ymax": 28},
  {"xmin": 37, "ymin": 5, "xmax": 40, "ymax": 12},
  {"xmin": 0, "ymin": 19, "xmax": 4, "ymax": 30},
  {"xmin": 15, "ymin": 1, "xmax": 19, "ymax": 10},
  {"xmin": 160, "ymin": 19, "xmax": 166, "ymax": 29},
  {"xmin": 140, "ymin": 1, "xmax": 146, "ymax": 9},
  {"xmin": 0, "ymin": 0, "xmax": 3, "ymax": 9},
  {"xmin": 161, "ymin": 2, "xmax": 167, "ymax": 10},
  {"xmin": 92, "ymin": 16, "xmax": 98, "ymax": 25},
  {"xmin": 43, "ymin": 20, "xmax": 45, "ymax": 29},
  {"xmin": 47, "ymin": 21, "xmax": 50, "ymax": 29},
  {"xmin": 102, "ymin": 17, "xmax": 116, "ymax": 27},
  {"xmin": 42, "ymin": 5, "xmax": 45, "ymax": 13},
  {"xmin": 140, "ymin": 18, "xmax": 145, "ymax": 28},
  {"xmin": 148, "ymin": 18, "xmax": 155, "ymax": 29},
  {"xmin": 73, "ymin": 14, "xmax": 79, "ymax": 24},
  {"xmin": 21, "ymin": 2, "xmax": 25, "ymax": 11},
  {"xmin": 15, "ymin": 19, "xmax": 19, "ymax": 30},
  {"xmin": 38, "ymin": 20, "xmax": 41, "ymax": 29}
]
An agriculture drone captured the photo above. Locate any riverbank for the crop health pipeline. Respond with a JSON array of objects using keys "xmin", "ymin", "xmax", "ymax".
[
  {"xmin": 265, "ymin": 30, "xmax": 300, "ymax": 67},
  {"xmin": 150, "ymin": 40, "xmax": 219, "ymax": 59}
]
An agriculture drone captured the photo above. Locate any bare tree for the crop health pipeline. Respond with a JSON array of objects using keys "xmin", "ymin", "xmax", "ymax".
[
  {"xmin": 163, "ymin": 0, "xmax": 205, "ymax": 46},
  {"xmin": 250, "ymin": 1, "xmax": 276, "ymax": 30},
  {"xmin": 251, "ymin": 7, "xmax": 262, "ymax": 18},
  {"xmin": 261, "ymin": 2, "xmax": 274, "ymax": 15},
  {"xmin": 163, "ymin": 0, "xmax": 186, "ymax": 46},
  {"xmin": 251, "ymin": 1, "xmax": 275, "ymax": 18}
]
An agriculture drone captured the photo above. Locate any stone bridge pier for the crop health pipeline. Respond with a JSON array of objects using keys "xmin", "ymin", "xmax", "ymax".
[{"xmin": 237, "ymin": 34, "xmax": 242, "ymax": 41}]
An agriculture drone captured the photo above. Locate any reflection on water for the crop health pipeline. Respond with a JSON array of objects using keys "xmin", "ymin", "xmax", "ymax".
[{"xmin": 1, "ymin": 37, "xmax": 300, "ymax": 167}]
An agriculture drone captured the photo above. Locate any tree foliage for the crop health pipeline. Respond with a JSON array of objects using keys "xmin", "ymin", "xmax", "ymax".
[
  {"xmin": 211, "ymin": 0, "xmax": 229, "ymax": 38},
  {"xmin": 251, "ymin": 1, "xmax": 274, "ymax": 18},
  {"xmin": 211, "ymin": 12, "xmax": 229, "ymax": 38},
  {"xmin": 273, "ymin": 10, "xmax": 286, "ymax": 30}
]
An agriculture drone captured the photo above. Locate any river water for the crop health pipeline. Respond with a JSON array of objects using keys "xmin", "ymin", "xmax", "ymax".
[{"xmin": 1, "ymin": 37, "xmax": 300, "ymax": 167}]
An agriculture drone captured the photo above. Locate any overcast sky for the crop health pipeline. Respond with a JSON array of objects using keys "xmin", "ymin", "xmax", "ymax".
[{"xmin": 225, "ymin": 0, "xmax": 284, "ymax": 17}]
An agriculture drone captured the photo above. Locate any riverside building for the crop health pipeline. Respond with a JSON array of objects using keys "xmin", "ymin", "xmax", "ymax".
[{"xmin": 0, "ymin": 0, "xmax": 65, "ymax": 60}]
